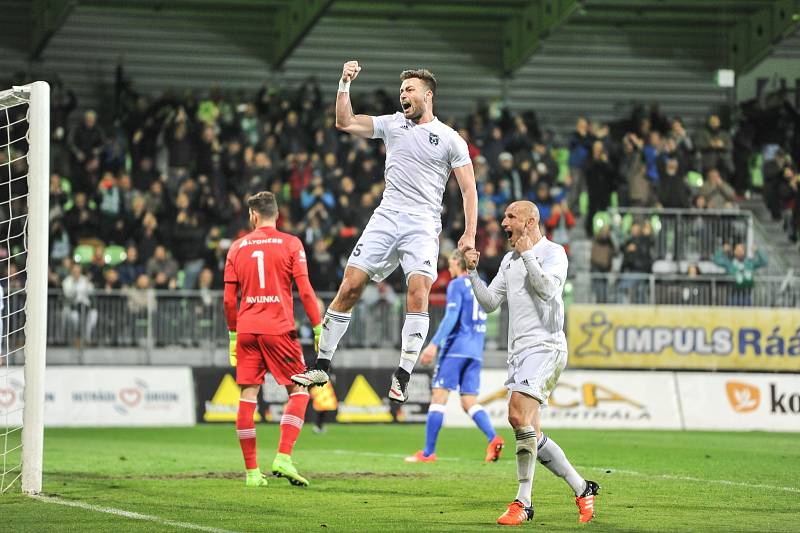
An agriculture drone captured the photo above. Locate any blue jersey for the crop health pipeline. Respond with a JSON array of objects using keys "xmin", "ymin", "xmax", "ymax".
[{"xmin": 438, "ymin": 276, "xmax": 487, "ymax": 360}]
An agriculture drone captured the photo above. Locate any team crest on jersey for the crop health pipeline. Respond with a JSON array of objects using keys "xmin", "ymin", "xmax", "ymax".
[{"xmin": 428, "ymin": 133, "xmax": 440, "ymax": 146}]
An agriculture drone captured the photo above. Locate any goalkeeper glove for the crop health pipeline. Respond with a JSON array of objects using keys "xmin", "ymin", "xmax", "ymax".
[
  {"xmin": 313, "ymin": 324, "xmax": 322, "ymax": 353},
  {"xmin": 228, "ymin": 331, "xmax": 237, "ymax": 367}
]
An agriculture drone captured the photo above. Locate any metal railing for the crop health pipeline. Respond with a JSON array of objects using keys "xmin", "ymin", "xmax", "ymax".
[
  {"xmin": 610, "ymin": 208, "xmax": 753, "ymax": 261},
  {"xmin": 578, "ymin": 273, "xmax": 800, "ymax": 308},
  {"xmin": 31, "ymin": 289, "xmax": 510, "ymax": 360},
  {"xmin": 3, "ymin": 274, "xmax": 792, "ymax": 363}
]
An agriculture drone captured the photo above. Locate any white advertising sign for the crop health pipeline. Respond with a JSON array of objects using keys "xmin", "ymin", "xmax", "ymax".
[
  {"xmin": 1, "ymin": 366, "xmax": 195, "ymax": 427},
  {"xmin": 677, "ymin": 372, "xmax": 800, "ymax": 431},
  {"xmin": 445, "ymin": 369, "xmax": 682, "ymax": 430}
]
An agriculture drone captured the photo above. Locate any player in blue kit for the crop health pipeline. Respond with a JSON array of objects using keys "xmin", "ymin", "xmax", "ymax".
[{"xmin": 405, "ymin": 251, "xmax": 504, "ymax": 463}]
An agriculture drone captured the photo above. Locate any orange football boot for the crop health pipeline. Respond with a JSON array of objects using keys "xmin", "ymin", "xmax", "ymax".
[
  {"xmin": 576, "ymin": 480, "xmax": 600, "ymax": 523},
  {"xmin": 485, "ymin": 435, "xmax": 505, "ymax": 462},
  {"xmin": 404, "ymin": 450, "xmax": 436, "ymax": 463},
  {"xmin": 496, "ymin": 500, "xmax": 533, "ymax": 526}
]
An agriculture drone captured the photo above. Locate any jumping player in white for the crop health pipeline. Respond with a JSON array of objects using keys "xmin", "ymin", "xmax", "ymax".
[
  {"xmin": 464, "ymin": 201, "xmax": 599, "ymax": 526},
  {"xmin": 292, "ymin": 61, "xmax": 478, "ymax": 403}
]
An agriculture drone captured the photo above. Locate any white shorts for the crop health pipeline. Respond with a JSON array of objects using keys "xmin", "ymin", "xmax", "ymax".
[
  {"xmin": 347, "ymin": 208, "xmax": 440, "ymax": 283},
  {"xmin": 505, "ymin": 346, "xmax": 568, "ymax": 404}
]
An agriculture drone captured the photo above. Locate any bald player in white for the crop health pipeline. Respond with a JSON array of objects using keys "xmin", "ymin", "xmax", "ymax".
[
  {"xmin": 293, "ymin": 61, "xmax": 478, "ymax": 404},
  {"xmin": 464, "ymin": 201, "xmax": 599, "ymax": 526}
]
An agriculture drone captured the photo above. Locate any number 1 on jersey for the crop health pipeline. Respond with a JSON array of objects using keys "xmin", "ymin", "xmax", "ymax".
[{"xmin": 251, "ymin": 250, "xmax": 265, "ymax": 289}]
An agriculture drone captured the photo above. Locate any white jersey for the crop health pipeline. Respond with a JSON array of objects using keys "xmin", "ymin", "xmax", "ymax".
[
  {"xmin": 469, "ymin": 237, "xmax": 568, "ymax": 357},
  {"xmin": 371, "ymin": 112, "xmax": 470, "ymax": 217}
]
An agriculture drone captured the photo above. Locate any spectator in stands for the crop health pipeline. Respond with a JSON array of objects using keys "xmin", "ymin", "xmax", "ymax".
[
  {"xmin": 658, "ymin": 157, "xmax": 691, "ymax": 208},
  {"xmin": 117, "ymin": 244, "xmax": 145, "ymax": 287},
  {"xmin": 699, "ymin": 168, "xmax": 736, "ymax": 209},
  {"xmin": 494, "ymin": 152, "xmax": 524, "ymax": 199},
  {"xmin": 170, "ymin": 192, "xmax": 206, "ymax": 289},
  {"xmin": 619, "ymin": 221, "xmax": 653, "ymax": 303},
  {"xmin": 62, "ymin": 263, "xmax": 98, "ymax": 343},
  {"xmin": 590, "ymin": 224, "xmax": 616, "ymax": 303},
  {"xmin": 713, "ymin": 243, "xmax": 768, "ymax": 306},
  {"xmin": 146, "ymin": 245, "xmax": 179, "ymax": 287},
  {"xmin": 775, "ymin": 165, "xmax": 798, "ymax": 241},
  {"xmin": 567, "ymin": 116, "xmax": 593, "ymax": 213},
  {"xmin": 544, "ymin": 200, "xmax": 575, "ymax": 256},
  {"xmin": 482, "ymin": 126, "xmax": 506, "ymax": 172},
  {"xmin": 49, "ymin": 173, "xmax": 70, "ymax": 223},
  {"xmin": 531, "ymin": 141, "xmax": 559, "ymax": 187},
  {"xmin": 97, "ymin": 172, "xmax": 124, "ymax": 243},
  {"xmin": 762, "ymin": 149, "xmax": 790, "ymax": 220},
  {"xmin": 695, "ymin": 114, "xmax": 733, "ymax": 178},
  {"xmin": 667, "ymin": 117, "xmax": 694, "ymax": 166},
  {"xmin": 63, "ymin": 191, "xmax": 99, "ymax": 244},
  {"xmin": 584, "ymin": 140, "xmax": 615, "ymax": 236},
  {"xmin": 620, "ymin": 132, "xmax": 654, "ymax": 207},
  {"xmin": 68, "ymin": 110, "xmax": 105, "ymax": 192}
]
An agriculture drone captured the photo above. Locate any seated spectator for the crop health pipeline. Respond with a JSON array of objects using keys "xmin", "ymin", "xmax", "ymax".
[
  {"xmin": 713, "ymin": 243, "xmax": 767, "ymax": 306},
  {"xmin": 699, "ymin": 168, "xmax": 736, "ymax": 209},
  {"xmin": 62, "ymin": 263, "xmax": 98, "ymax": 343},
  {"xmin": 146, "ymin": 245, "xmax": 179, "ymax": 285},
  {"xmin": 63, "ymin": 192, "xmax": 99, "ymax": 244},
  {"xmin": 117, "ymin": 244, "xmax": 145, "ymax": 287}
]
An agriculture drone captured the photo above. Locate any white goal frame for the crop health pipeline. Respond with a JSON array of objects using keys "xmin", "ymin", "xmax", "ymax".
[{"xmin": 1, "ymin": 81, "xmax": 50, "ymax": 494}]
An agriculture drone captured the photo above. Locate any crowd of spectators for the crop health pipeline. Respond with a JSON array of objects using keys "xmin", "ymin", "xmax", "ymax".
[{"xmin": 1, "ymin": 74, "xmax": 798, "ymax": 324}]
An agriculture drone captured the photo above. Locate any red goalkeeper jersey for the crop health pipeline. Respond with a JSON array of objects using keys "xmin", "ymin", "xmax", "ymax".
[{"xmin": 224, "ymin": 226, "xmax": 312, "ymax": 335}]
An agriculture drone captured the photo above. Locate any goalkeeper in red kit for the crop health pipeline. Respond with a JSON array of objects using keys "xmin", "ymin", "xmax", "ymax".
[{"xmin": 223, "ymin": 191, "xmax": 322, "ymax": 488}]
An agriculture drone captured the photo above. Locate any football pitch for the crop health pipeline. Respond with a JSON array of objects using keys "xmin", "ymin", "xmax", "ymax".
[{"xmin": 2, "ymin": 425, "xmax": 798, "ymax": 532}]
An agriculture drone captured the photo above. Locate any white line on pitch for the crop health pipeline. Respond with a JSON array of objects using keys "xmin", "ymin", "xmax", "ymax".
[
  {"xmin": 30, "ymin": 494, "xmax": 240, "ymax": 533},
  {"xmin": 321, "ymin": 448, "xmax": 460, "ymax": 461},
  {"xmin": 317, "ymin": 449, "xmax": 800, "ymax": 494},
  {"xmin": 577, "ymin": 465, "xmax": 800, "ymax": 494}
]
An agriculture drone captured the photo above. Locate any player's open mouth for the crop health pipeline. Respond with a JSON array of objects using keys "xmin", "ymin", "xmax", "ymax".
[
  {"xmin": 505, "ymin": 229, "xmax": 513, "ymax": 240},
  {"xmin": 401, "ymin": 101, "xmax": 411, "ymax": 111}
]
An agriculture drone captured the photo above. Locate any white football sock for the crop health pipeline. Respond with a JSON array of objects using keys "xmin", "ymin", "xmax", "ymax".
[
  {"xmin": 537, "ymin": 433, "xmax": 587, "ymax": 496},
  {"xmin": 398, "ymin": 312, "xmax": 429, "ymax": 374},
  {"xmin": 514, "ymin": 426, "xmax": 537, "ymax": 507},
  {"xmin": 317, "ymin": 310, "xmax": 351, "ymax": 362}
]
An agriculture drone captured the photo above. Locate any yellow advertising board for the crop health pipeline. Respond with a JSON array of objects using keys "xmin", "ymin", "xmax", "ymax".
[{"xmin": 567, "ymin": 304, "xmax": 800, "ymax": 371}]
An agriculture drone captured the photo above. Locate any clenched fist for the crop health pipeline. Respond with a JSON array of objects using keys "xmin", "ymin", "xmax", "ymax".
[
  {"xmin": 465, "ymin": 248, "xmax": 480, "ymax": 271},
  {"xmin": 458, "ymin": 232, "xmax": 475, "ymax": 255},
  {"xmin": 342, "ymin": 60, "xmax": 362, "ymax": 83}
]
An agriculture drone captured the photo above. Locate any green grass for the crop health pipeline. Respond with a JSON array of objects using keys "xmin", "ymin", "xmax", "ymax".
[{"xmin": 2, "ymin": 425, "xmax": 799, "ymax": 532}]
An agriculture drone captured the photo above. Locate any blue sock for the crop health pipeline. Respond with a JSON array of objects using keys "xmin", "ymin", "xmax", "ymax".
[
  {"xmin": 423, "ymin": 405, "xmax": 446, "ymax": 456},
  {"xmin": 468, "ymin": 404, "xmax": 496, "ymax": 441}
]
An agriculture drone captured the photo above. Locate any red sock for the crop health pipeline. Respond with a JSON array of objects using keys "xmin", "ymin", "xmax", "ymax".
[
  {"xmin": 278, "ymin": 392, "xmax": 309, "ymax": 455},
  {"xmin": 237, "ymin": 399, "xmax": 258, "ymax": 469}
]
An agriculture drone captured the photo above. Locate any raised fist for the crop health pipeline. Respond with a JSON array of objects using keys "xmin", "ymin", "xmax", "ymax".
[{"xmin": 342, "ymin": 60, "xmax": 362, "ymax": 83}]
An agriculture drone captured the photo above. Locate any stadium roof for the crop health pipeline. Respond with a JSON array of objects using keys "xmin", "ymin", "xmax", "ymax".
[{"xmin": 22, "ymin": 0, "xmax": 800, "ymax": 76}]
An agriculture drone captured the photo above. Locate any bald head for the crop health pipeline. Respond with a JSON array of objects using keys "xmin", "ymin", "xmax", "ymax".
[
  {"xmin": 508, "ymin": 201, "xmax": 539, "ymax": 223},
  {"xmin": 502, "ymin": 200, "xmax": 543, "ymax": 248}
]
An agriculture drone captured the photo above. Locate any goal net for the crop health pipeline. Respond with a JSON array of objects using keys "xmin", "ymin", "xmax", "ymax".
[{"xmin": 0, "ymin": 82, "xmax": 49, "ymax": 494}]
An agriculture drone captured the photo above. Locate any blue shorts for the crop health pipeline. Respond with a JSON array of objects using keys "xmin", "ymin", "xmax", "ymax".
[{"xmin": 431, "ymin": 356, "xmax": 481, "ymax": 395}]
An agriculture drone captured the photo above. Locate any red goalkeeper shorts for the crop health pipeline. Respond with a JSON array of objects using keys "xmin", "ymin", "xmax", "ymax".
[{"xmin": 235, "ymin": 331, "xmax": 306, "ymax": 386}]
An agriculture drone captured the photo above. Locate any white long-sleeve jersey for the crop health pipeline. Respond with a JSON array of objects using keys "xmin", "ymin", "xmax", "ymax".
[{"xmin": 468, "ymin": 237, "xmax": 568, "ymax": 357}]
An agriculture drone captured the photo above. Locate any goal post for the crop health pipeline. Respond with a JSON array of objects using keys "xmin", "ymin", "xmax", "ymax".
[
  {"xmin": 22, "ymin": 81, "xmax": 49, "ymax": 495},
  {"xmin": 0, "ymin": 81, "xmax": 49, "ymax": 495}
]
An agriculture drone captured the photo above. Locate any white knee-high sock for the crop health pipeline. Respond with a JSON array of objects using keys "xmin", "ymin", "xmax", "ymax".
[
  {"xmin": 537, "ymin": 433, "xmax": 587, "ymax": 496},
  {"xmin": 399, "ymin": 312, "xmax": 429, "ymax": 374},
  {"xmin": 514, "ymin": 426, "xmax": 537, "ymax": 507},
  {"xmin": 317, "ymin": 310, "xmax": 351, "ymax": 362}
]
